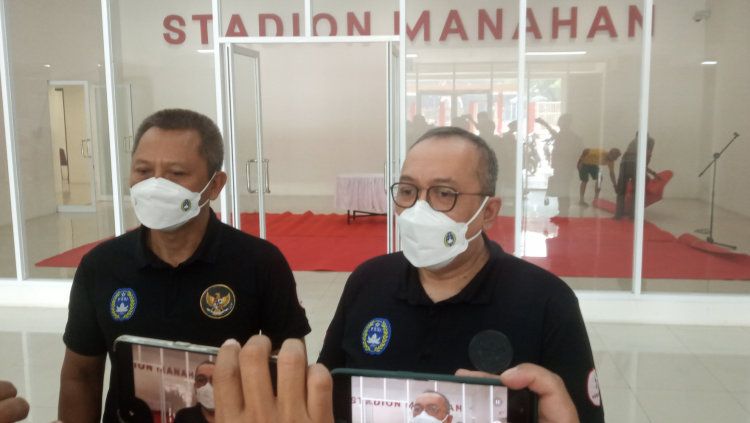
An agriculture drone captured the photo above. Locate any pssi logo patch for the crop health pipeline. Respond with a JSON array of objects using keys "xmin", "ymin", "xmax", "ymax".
[
  {"xmin": 444, "ymin": 231, "xmax": 456, "ymax": 247},
  {"xmin": 200, "ymin": 284, "xmax": 236, "ymax": 319},
  {"xmin": 110, "ymin": 288, "xmax": 137, "ymax": 321},
  {"xmin": 181, "ymin": 199, "xmax": 192, "ymax": 211},
  {"xmin": 361, "ymin": 318, "xmax": 392, "ymax": 355}
]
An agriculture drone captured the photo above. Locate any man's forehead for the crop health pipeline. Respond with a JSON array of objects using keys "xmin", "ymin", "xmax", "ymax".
[
  {"xmin": 415, "ymin": 392, "xmax": 444, "ymax": 404},
  {"xmin": 196, "ymin": 363, "xmax": 215, "ymax": 374}
]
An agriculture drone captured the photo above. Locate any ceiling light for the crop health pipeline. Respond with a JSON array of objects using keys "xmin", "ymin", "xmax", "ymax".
[
  {"xmin": 526, "ymin": 51, "xmax": 587, "ymax": 56},
  {"xmin": 701, "ymin": 60, "xmax": 717, "ymax": 65}
]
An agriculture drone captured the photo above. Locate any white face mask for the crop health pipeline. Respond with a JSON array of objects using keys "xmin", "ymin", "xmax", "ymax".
[
  {"xmin": 195, "ymin": 382, "xmax": 215, "ymax": 410},
  {"xmin": 411, "ymin": 411, "xmax": 449, "ymax": 423},
  {"xmin": 130, "ymin": 173, "xmax": 215, "ymax": 232},
  {"xmin": 397, "ymin": 197, "xmax": 489, "ymax": 270}
]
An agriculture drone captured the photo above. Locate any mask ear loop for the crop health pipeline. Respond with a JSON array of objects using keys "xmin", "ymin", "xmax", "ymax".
[
  {"xmin": 465, "ymin": 196, "xmax": 490, "ymax": 242},
  {"xmin": 198, "ymin": 172, "xmax": 218, "ymax": 208}
]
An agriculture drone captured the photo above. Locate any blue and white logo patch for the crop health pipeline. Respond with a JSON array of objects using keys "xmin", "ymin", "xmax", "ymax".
[
  {"xmin": 444, "ymin": 231, "xmax": 456, "ymax": 247},
  {"xmin": 361, "ymin": 317, "xmax": 391, "ymax": 355},
  {"xmin": 110, "ymin": 288, "xmax": 137, "ymax": 322}
]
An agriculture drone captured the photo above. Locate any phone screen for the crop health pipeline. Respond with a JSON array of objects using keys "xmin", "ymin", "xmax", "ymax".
[
  {"xmin": 114, "ymin": 336, "xmax": 220, "ymax": 423},
  {"xmin": 331, "ymin": 369, "xmax": 536, "ymax": 423}
]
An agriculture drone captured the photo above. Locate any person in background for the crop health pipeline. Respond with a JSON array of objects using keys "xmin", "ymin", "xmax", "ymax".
[
  {"xmin": 537, "ymin": 115, "xmax": 584, "ymax": 215},
  {"xmin": 576, "ymin": 147, "xmax": 621, "ymax": 206},
  {"xmin": 614, "ymin": 133, "xmax": 657, "ymax": 219}
]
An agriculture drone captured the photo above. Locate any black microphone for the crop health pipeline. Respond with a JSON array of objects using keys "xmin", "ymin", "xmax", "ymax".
[
  {"xmin": 733, "ymin": 132, "xmax": 740, "ymax": 138},
  {"xmin": 468, "ymin": 330, "xmax": 513, "ymax": 374}
]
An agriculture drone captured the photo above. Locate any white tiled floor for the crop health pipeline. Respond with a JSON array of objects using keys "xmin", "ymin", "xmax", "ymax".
[{"xmin": 2, "ymin": 272, "xmax": 750, "ymax": 422}]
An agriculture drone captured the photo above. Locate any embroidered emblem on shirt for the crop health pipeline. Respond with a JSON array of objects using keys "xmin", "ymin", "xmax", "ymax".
[
  {"xmin": 587, "ymin": 368, "xmax": 602, "ymax": 407},
  {"xmin": 200, "ymin": 284, "xmax": 236, "ymax": 319},
  {"xmin": 444, "ymin": 231, "xmax": 456, "ymax": 247},
  {"xmin": 181, "ymin": 199, "xmax": 191, "ymax": 211},
  {"xmin": 361, "ymin": 317, "xmax": 391, "ymax": 355},
  {"xmin": 110, "ymin": 288, "xmax": 137, "ymax": 322}
]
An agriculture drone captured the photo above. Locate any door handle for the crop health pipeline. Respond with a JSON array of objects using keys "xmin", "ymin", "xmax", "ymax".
[
  {"xmin": 246, "ymin": 159, "xmax": 258, "ymax": 193},
  {"xmin": 262, "ymin": 159, "xmax": 270, "ymax": 193},
  {"xmin": 81, "ymin": 139, "xmax": 92, "ymax": 158}
]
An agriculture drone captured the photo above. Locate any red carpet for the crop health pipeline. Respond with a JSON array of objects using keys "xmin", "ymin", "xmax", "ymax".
[{"xmin": 36, "ymin": 212, "xmax": 750, "ymax": 280}]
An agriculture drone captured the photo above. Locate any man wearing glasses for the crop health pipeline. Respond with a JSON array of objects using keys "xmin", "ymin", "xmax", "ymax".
[{"xmin": 318, "ymin": 126, "xmax": 604, "ymax": 422}]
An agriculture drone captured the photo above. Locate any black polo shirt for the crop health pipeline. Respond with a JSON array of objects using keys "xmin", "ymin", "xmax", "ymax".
[
  {"xmin": 318, "ymin": 237, "xmax": 604, "ymax": 423},
  {"xmin": 63, "ymin": 210, "xmax": 310, "ymax": 421}
]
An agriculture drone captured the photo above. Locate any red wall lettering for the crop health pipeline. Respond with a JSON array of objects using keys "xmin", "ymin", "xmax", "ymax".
[
  {"xmin": 192, "ymin": 14, "xmax": 211, "ymax": 44},
  {"xmin": 512, "ymin": 9, "xmax": 542, "ymax": 39},
  {"xmin": 259, "ymin": 14, "xmax": 283, "ymax": 36},
  {"xmin": 226, "ymin": 14, "xmax": 248, "ymax": 37},
  {"xmin": 478, "ymin": 9, "xmax": 502, "ymax": 41},
  {"xmin": 440, "ymin": 10, "xmax": 468, "ymax": 41},
  {"xmin": 162, "ymin": 5, "xmax": 656, "ymax": 45},
  {"xmin": 163, "ymin": 15, "xmax": 186, "ymax": 44},
  {"xmin": 552, "ymin": 7, "xmax": 577, "ymax": 39},
  {"xmin": 393, "ymin": 11, "xmax": 430, "ymax": 42},
  {"xmin": 347, "ymin": 11, "xmax": 371, "ymax": 36},
  {"xmin": 587, "ymin": 6, "xmax": 617, "ymax": 38},
  {"xmin": 314, "ymin": 13, "xmax": 338, "ymax": 36}
]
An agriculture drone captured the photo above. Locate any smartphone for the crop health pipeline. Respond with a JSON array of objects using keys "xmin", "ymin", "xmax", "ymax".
[
  {"xmin": 113, "ymin": 335, "xmax": 220, "ymax": 423},
  {"xmin": 113, "ymin": 335, "xmax": 278, "ymax": 423},
  {"xmin": 331, "ymin": 368, "xmax": 537, "ymax": 423}
]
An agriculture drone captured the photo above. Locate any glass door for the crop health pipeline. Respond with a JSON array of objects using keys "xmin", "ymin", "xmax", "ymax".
[
  {"xmin": 222, "ymin": 44, "xmax": 264, "ymax": 237},
  {"xmin": 47, "ymin": 82, "xmax": 96, "ymax": 212}
]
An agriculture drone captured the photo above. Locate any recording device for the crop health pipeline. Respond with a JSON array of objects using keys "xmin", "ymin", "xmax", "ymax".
[
  {"xmin": 113, "ymin": 335, "xmax": 277, "ymax": 423},
  {"xmin": 331, "ymin": 368, "xmax": 537, "ymax": 423}
]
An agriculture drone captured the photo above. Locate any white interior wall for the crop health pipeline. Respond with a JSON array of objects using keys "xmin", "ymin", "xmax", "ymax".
[
  {"xmin": 4, "ymin": 0, "xmax": 104, "ymax": 225},
  {"xmin": 706, "ymin": 0, "xmax": 750, "ymax": 216}
]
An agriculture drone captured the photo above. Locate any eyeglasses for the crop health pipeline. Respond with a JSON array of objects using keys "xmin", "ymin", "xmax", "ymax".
[
  {"xmin": 195, "ymin": 374, "xmax": 213, "ymax": 386},
  {"xmin": 390, "ymin": 182, "xmax": 489, "ymax": 212},
  {"xmin": 413, "ymin": 404, "xmax": 444, "ymax": 416}
]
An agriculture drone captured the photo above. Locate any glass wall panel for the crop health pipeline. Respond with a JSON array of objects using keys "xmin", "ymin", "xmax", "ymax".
[
  {"xmin": 522, "ymin": 1, "xmax": 644, "ymax": 291},
  {"xmin": 6, "ymin": 0, "xmax": 114, "ymax": 279},
  {"xmin": 406, "ymin": 0, "xmax": 519, "ymax": 256},
  {"xmin": 643, "ymin": 0, "xmax": 750, "ymax": 294},
  {"xmin": 311, "ymin": 0, "xmax": 398, "ymax": 37},
  {"xmin": 111, "ymin": 0, "xmax": 219, "ymax": 230},
  {"xmin": 0, "ymin": 101, "xmax": 16, "ymax": 278}
]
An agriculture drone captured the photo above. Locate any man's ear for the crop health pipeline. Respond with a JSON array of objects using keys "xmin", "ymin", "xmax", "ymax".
[
  {"xmin": 208, "ymin": 171, "xmax": 227, "ymax": 200},
  {"xmin": 482, "ymin": 197, "xmax": 501, "ymax": 229}
]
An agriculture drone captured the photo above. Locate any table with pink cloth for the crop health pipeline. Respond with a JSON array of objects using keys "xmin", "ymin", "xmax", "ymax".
[{"xmin": 335, "ymin": 173, "xmax": 387, "ymax": 223}]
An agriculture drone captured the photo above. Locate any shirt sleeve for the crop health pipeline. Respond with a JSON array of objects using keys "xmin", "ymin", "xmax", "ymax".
[
  {"xmin": 316, "ymin": 269, "xmax": 363, "ymax": 369},
  {"xmin": 62, "ymin": 254, "xmax": 108, "ymax": 356},
  {"xmin": 257, "ymin": 244, "xmax": 311, "ymax": 350},
  {"xmin": 540, "ymin": 292, "xmax": 605, "ymax": 423}
]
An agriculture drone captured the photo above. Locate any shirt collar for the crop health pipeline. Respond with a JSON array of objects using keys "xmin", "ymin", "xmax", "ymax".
[
  {"xmin": 396, "ymin": 234, "xmax": 503, "ymax": 305},
  {"xmin": 134, "ymin": 208, "xmax": 223, "ymax": 269}
]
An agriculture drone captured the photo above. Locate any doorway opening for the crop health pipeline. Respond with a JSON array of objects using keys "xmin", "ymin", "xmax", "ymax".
[{"xmin": 47, "ymin": 81, "xmax": 96, "ymax": 212}]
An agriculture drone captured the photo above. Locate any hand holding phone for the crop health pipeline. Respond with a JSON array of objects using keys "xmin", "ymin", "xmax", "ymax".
[
  {"xmin": 331, "ymin": 368, "xmax": 537, "ymax": 423},
  {"xmin": 457, "ymin": 365, "xmax": 579, "ymax": 423},
  {"xmin": 214, "ymin": 336, "xmax": 333, "ymax": 423}
]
